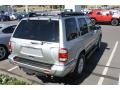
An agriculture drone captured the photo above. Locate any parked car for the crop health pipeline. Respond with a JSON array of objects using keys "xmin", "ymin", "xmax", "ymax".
[
  {"xmin": 110, "ymin": 9, "xmax": 120, "ymax": 18},
  {"xmin": 0, "ymin": 11, "xmax": 10, "ymax": 21},
  {"xmin": 0, "ymin": 14, "xmax": 10, "ymax": 21},
  {"xmin": 80, "ymin": 9, "xmax": 91, "ymax": 14},
  {"xmin": 10, "ymin": 13, "xmax": 24, "ymax": 20},
  {"xmin": 8, "ymin": 11, "xmax": 102, "ymax": 77},
  {"xmin": 0, "ymin": 24, "xmax": 16, "ymax": 60},
  {"xmin": 9, "ymin": 14, "xmax": 17, "ymax": 20},
  {"xmin": 23, "ymin": 11, "xmax": 49, "ymax": 18},
  {"xmin": 23, "ymin": 12, "xmax": 43, "ymax": 18},
  {"xmin": 88, "ymin": 9, "xmax": 120, "ymax": 26}
]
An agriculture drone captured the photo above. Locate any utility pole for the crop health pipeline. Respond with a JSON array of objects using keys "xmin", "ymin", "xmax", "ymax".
[
  {"xmin": 25, "ymin": 5, "xmax": 28, "ymax": 13},
  {"xmin": 10, "ymin": 5, "xmax": 13, "ymax": 14}
]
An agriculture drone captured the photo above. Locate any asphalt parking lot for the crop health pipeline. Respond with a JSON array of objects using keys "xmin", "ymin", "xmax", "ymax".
[{"xmin": 0, "ymin": 21, "xmax": 120, "ymax": 85}]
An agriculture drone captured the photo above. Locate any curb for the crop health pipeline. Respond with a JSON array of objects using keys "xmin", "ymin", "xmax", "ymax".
[{"xmin": 0, "ymin": 68, "xmax": 44, "ymax": 85}]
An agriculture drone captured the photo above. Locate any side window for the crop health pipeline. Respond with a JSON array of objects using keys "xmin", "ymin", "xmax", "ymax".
[
  {"xmin": 2, "ymin": 25, "xmax": 16, "ymax": 34},
  {"xmin": 85, "ymin": 17, "xmax": 95, "ymax": 31},
  {"xmin": 96, "ymin": 12, "xmax": 102, "ymax": 15},
  {"xmin": 88, "ymin": 12, "xmax": 93, "ymax": 15},
  {"xmin": 78, "ymin": 18, "xmax": 89, "ymax": 35},
  {"xmin": 86, "ymin": 17, "xmax": 92, "ymax": 25},
  {"xmin": 65, "ymin": 18, "xmax": 78, "ymax": 41}
]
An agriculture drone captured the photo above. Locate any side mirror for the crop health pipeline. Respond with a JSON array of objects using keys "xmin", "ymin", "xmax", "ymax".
[
  {"xmin": 91, "ymin": 25, "xmax": 101, "ymax": 31},
  {"xmin": 95, "ymin": 25, "xmax": 101, "ymax": 30}
]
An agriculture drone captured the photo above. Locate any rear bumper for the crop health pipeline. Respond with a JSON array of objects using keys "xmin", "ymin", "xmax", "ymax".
[{"xmin": 8, "ymin": 55, "xmax": 75, "ymax": 77}]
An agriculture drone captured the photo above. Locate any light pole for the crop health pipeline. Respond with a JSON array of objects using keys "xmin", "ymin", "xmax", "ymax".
[
  {"xmin": 25, "ymin": 5, "xmax": 28, "ymax": 13},
  {"xmin": 10, "ymin": 5, "xmax": 13, "ymax": 14}
]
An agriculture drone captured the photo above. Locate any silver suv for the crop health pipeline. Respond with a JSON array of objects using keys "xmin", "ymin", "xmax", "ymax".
[{"xmin": 8, "ymin": 11, "xmax": 102, "ymax": 77}]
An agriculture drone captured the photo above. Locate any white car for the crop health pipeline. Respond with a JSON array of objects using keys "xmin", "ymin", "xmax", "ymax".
[
  {"xmin": 8, "ymin": 11, "xmax": 102, "ymax": 77},
  {"xmin": 9, "ymin": 14, "xmax": 17, "ymax": 20},
  {"xmin": 0, "ymin": 24, "xmax": 16, "ymax": 60},
  {"xmin": 110, "ymin": 10, "xmax": 120, "ymax": 18}
]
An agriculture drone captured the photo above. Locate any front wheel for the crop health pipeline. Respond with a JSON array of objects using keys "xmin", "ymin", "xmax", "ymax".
[
  {"xmin": 111, "ymin": 19, "xmax": 119, "ymax": 26},
  {"xmin": 74, "ymin": 54, "xmax": 85, "ymax": 76},
  {"xmin": 91, "ymin": 18, "xmax": 96, "ymax": 26}
]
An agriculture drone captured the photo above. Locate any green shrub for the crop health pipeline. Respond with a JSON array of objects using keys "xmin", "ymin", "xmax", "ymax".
[{"xmin": 0, "ymin": 74, "xmax": 28, "ymax": 85}]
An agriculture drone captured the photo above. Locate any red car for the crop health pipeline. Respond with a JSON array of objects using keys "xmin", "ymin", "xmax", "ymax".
[{"xmin": 88, "ymin": 9, "xmax": 120, "ymax": 26}]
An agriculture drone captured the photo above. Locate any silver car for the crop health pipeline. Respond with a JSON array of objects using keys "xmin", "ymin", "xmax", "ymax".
[
  {"xmin": 8, "ymin": 12, "xmax": 102, "ymax": 77},
  {"xmin": 0, "ymin": 24, "xmax": 16, "ymax": 60}
]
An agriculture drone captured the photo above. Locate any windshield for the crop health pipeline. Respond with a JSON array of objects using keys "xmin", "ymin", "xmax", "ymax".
[{"xmin": 13, "ymin": 20, "xmax": 59, "ymax": 42}]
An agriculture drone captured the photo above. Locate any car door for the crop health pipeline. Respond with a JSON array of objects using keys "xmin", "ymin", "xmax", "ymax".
[
  {"xmin": 77, "ymin": 17, "xmax": 92, "ymax": 52},
  {"xmin": 64, "ymin": 18, "xmax": 81, "ymax": 62},
  {"xmin": 96, "ymin": 11, "xmax": 103, "ymax": 22},
  {"xmin": 86, "ymin": 17, "xmax": 99, "ymax": 46},
  {"xmin": 102, "ymin": 11, "xmax": 112, "ymax": 21}
]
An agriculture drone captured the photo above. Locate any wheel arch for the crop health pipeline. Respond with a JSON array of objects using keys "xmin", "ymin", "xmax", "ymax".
[
  {"xmin": 73, "ymin": 49, "xmax": 86, "ymax": 75},
  {"xmin": 75, "ymin": 49, "xmax": 86, "ymax": 65},
  {"xmin": 111, "ymin": 18, "xmax": 119, "ymax": 21}
]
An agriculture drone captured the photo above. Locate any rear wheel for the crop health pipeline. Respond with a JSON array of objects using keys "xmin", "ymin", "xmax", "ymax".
[
  {"xmin": 0, "ymin": 45, "xmax": 8, "ymax": 60},
  {"xmin": 96, "ymin": 37, "xmax": 101, "ymax": 51},
  {"xmin": 74, "ymin": 54, "xmax": 85, "ymax": 76},
  {"xmin": 111, "ymin": 19, "xmax": 119, "ymax": 26}
]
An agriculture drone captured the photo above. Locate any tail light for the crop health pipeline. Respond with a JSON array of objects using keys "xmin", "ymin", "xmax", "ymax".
[
  {"xmin": 8, "ymin": 41, "xmax": 12, "ymax": 52},
  {"xmin": 59, "ymin": 48, "xmax": 68, "ymax": 62}
]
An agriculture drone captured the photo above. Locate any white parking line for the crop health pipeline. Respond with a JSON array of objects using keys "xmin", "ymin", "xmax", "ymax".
[
  {"xmin": 119, "ymin": 74, "xmax": 120, "ymax": 85},
  {"xmin": 97, "ymin": 41, "xmax": 119, "ymax": 85},
  {"xmin": 8, "ymin": 66, "xmax": 18, "ymax": 71}
]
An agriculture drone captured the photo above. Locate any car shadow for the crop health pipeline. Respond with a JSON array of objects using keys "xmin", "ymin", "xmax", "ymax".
[
  {"xmin": 96, "ymin": 22, "xmax": 120, "ymax": 26},
  {"xmin": 37, "ymin": 42, "xmax": 108, "ymax": 85},
  {"xmin": 0, "ymin": 54, "xmax": 9, "ymax": 61}
]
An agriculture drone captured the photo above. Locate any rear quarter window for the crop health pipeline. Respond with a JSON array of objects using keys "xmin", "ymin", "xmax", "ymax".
[{"xmin": 65, "ymin": 18, "xmax": 78, "ymax": 41}]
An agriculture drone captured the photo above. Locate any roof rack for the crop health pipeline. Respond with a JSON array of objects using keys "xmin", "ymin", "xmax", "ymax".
[{"xmin": 26, "ymin": 10, "xmax": 85, "ymax": 18}]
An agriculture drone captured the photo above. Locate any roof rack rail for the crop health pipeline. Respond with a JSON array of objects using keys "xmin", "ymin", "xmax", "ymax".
[{"xmin": 26, "ymin": 10, "xmax": 85, "ymax": 18}]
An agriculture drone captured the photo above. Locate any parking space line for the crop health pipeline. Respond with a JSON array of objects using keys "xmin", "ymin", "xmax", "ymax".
[
  {"xmin": 97, "ymin": 41, "xmax": 119, "ymax": 85},
  {"xmin": 118, "ymin": 74, "xmax": 120, "ymax": 85},
  {"xmin": 8, "ymin": 66, "xmax": 18, "ymax": 71}
]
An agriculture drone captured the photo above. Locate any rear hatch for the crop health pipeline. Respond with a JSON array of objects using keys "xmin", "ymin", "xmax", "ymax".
[{"xmin": 12, "ymin": 19, "xmax": 60, "ymax": 65}]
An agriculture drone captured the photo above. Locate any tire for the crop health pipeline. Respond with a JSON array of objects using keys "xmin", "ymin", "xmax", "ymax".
[
  {"xmin": 0, "ymin": 45, "xmax": 9, "ymax": 60},
  {"xmin": 91, "ymin": 18, "xmax": 96, "ymax": 26},
  {"xmin": 96, "ymin": 37, "xmax": 101, "ymax": 51},
  {"xmin": 74, "ymin": 54, "xmax": 85, "ymax": 76},
  {"xmin": 111, "ymin": 19, "xmax": 119, "ymax": 26}
]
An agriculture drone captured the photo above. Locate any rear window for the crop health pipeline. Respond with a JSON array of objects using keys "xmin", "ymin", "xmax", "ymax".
[{"xmin": 13, "ymin": 20, "xmax": 59, "ymax": 42}]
